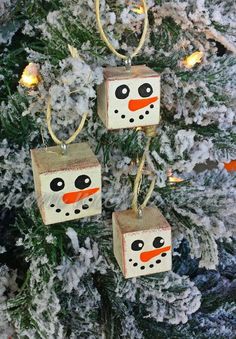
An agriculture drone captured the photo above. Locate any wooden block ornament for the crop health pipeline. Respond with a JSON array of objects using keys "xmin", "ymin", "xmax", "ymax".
[
  {"xmin": 95, "ymin": 0, "xmax": 159, "ymax": 130},
  {"xmin": 97, "ymin": 65, "xmax": 160, "ymax": 130},
  {"xmin": 112, "ymin": 207, "xmax": 172, "ymax": 278},
  {"xmin": 31, "ymin": 143, "xmax": 101, "ymax": 225}
]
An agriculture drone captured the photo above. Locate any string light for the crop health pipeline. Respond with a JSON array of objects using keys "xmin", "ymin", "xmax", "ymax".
[
  {"xmin": 182, "ymin": 51, "xmax": 204, "ymax": 69},
  {"xmin": 129, "ymin": 1, "xmax": 145, "ymax": 14},
  {"xmin": 132, "ymin": 5, "xmax": 145, "ymax": 14},
  {"xmin": 168, "ymin": 176, "xmax": 184, "ymax": 183},
  {"xmin": 19, "ymin": 63, "xmax": 42, "ymax": 88},
  {"xmin": 167, "ymin": 169, "xmax": 184, "ymax": 184}
]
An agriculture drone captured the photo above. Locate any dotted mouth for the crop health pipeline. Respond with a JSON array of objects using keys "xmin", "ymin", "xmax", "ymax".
[
  {"xmin": 114, "ymin": 104, "xmax": 154, "ymax": 124},
  {"xmin": 128, "ymin": 252, "xmax": 167, "ymax": 270},
  {"xmin": 49, "ymin": 197, "xmax": 94, "ymax": 217}
]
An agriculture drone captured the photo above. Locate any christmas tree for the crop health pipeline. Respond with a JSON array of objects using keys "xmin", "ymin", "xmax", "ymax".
[{"xmin": 0, "ymin": 0, "xmax": 236, "ymax": 338}]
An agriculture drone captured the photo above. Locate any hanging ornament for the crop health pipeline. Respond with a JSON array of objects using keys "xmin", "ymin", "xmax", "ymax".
[
  {"xmin": 31, "ymin": 100, "xmax": 101, "ymax": 225},
  {"xmin": 182, "ymin": 51, "xmax": 204, "ymax": 69},
  {"xmin": 113, "ymin": 207, "xmax": 172, "ymax": 279},
  {"xmin": 19, "ymin": 62, "xmax": 42, "ymax": 88},
  {"xmin": 95, "ymin": 0, "xmax": 160, "ymax": 130},
  {"xmin": 112, "ymin": 130, "xmax": 172, "ymax": 278}
]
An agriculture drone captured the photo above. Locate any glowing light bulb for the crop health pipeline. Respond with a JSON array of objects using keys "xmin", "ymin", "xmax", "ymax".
[
  {"xmin": 19, "ymin": 63, "xmax": 41, "ymax": 88},
  {"xmin": 168, "ymin": 176, "xmax": 184, "ymax": 183},
  {"xmin": 182, "ymin": 51, "xmax": 204, "ymax": 69},
  {"xmin": 132, "ymin": 5, "xmax": 145, "ymax": 14},
  {"xmin": 167, "ymin": 169, "xmax": 184, "ymax": 184}
]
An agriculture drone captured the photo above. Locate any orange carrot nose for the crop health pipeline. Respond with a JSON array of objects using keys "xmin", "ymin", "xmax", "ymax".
[
  {"xmin": 128, "ymin": 96, "xmax": 158, "ymax": 111},
  {"xmin": 62, "ymin": 187, "xmax": 99, "ymax": 204},
  {"xmin": 140, "ymin": 246, "xmax": 171, "ymax": 262}
]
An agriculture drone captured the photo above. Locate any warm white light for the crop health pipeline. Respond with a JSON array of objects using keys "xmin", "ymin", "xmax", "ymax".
[
  {"xmin": 182, "ymin": 51, "xmax": 204, "ymax": 69},
  {"xmin": 19, "ymin": 63, "xmax": 41, "ymax": 88},
  {"xmin": 132, "ymin": 5, "xmax": 145, "ymax": 14},
  {"xmin": 167, "ymin": 169, "xmax": 184, "ymax": 184},
  {"xmin": 168, "ymin": 176, "xmax": 184, "ymax": 183}
]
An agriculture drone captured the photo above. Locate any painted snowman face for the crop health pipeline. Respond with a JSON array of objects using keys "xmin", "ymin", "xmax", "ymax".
[
  {"xmin": 108, "ymin": 76, "xmax": 160, "ymax": 129},
  {"xmin": 39, "ymin": 166, "xmax": 101, "ymax": 225},
  {"xmin": 123, "ymin": 229, "xmax": 171, "ymax": 278}
]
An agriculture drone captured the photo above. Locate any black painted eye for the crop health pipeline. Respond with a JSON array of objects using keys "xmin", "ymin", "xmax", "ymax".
[
  {"xmin": 75, "ymin": 175, "xmax": 91, "ymax": 190},
  {"xmin": 50, "ymin": 178, "xmax": 65, "ymax": 192},
  {"xmin": 115, "ymin": 84, "xmax": 130, "ymax": 99},
  {"xmin": 153, "ymin": 237, "xmax": 165, "ymax": 248},
  {"xmin": 138, "ymin": 83, "xmax": 153, "ymax": 97},
  {"xmin": 131, "ymin": 240, "xmax": 144, "ymax": 251}
]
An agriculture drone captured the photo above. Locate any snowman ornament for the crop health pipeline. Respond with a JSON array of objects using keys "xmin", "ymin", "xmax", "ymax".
[
  {"xmin": 31, "ymin": 142, "xmax": 101, "ymax": 225},
  {"xmin": 95, "ymin": 0, "xmax": 160, "ymax": 130},
  {"xmin": 113, "ymin": 207, "xmax": 172, "ymax": 279},
  {"xmin": 97, "ymin": 65, "xmax": 160, "ymax": 130}
]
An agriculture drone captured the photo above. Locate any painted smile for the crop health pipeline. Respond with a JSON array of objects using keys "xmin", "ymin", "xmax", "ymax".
[
  {"xmin": 128, "ymin": 96, "xmax": 158, "ymax": 111},
  {"xmin": 62, "ymin": 187, "xmax": 100, "ymax": 204},
  {"xmin": 140, "ymin": 245, "xmax": 171, "ymax": 262}
]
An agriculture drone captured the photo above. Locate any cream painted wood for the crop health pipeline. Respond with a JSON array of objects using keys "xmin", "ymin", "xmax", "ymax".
[
  {"xmin": 112, "ymin": 207, "xmax": 171, "ymax": 278},
  {"xmin": 97, "ymin": 65, "xmax": 160, "ymax": 130},
  {"xmin": 31, "ymin": 143, "xmax": 101, "ymax": 225}
]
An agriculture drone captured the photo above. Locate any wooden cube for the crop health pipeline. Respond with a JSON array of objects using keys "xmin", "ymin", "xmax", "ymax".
[
  {"xmin": 97, "ymin": 65, "xmax": 160, "ymax": 130},
  {"xmin": 31, "ymin": 143, "xmax": 101, "ymax": 225},
  {"xmin": 112, "ymin": 207, "xmax": 171, "ymax": 278}
]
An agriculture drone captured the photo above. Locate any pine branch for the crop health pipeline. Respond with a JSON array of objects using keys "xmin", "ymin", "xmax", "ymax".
[{"xmin": 0, "ymin": 93, "xmax": 37, "ymax": 145}]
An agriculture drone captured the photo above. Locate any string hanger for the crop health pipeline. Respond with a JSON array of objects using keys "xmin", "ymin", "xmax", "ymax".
[
  {"xmin": 95, "ymin": 0, "xmax": 149, "ymax": 63},
  {"xmin": 95, "ymin": 2, "xmax": 155, "ymax": 215},
  {"xmin": 46, "ymin": 97, "xmax": 88, "ymax": 154},
  {"xmin": 131, "ymin": 127, "xmax": 157, "ymax": 218},
  {"xmin": 45, "ymin": 45, "xmax": 89, "ymax": 155}
]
